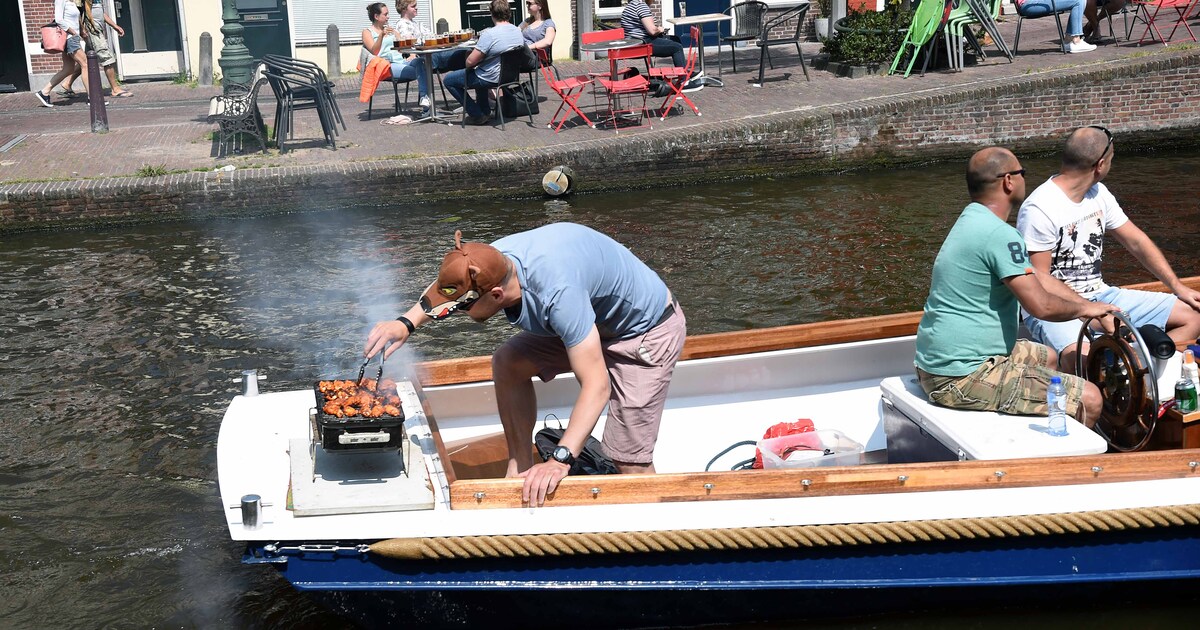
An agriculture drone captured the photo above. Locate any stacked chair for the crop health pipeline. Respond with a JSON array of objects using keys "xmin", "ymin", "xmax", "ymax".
[{"xmin": 263, "ymin": 55, "xmax": 344, "ymax": 152}]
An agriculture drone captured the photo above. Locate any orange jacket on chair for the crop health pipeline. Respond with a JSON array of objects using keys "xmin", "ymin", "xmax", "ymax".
[{"xmin": 359, "ymin": 56, "xmax": 393, "ymax": 103}]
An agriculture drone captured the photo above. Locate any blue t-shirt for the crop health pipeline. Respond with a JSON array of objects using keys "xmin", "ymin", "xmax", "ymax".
[
  {"xmin": 493, "ymin": 223, "xmax": 670, "ymax": 348},
  {"xmin": 621, "ymin": 0, "xmax": 654, "ymax": 40},
  {"xmin": 474, "ymin": 22, "xmax": 526, "ymax": 84},
  {"xmin": 915, "ymin": 203, "xmax": 1033, "ymax": 376},
  {"xmin": 522, "ymin": 18, "xmax": 555, "ymax": 45}
]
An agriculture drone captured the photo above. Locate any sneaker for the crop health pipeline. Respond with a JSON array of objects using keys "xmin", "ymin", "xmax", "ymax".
[
  {"xmin": 419, "ymin": 95, "xmax": 431, "ymax": 108},
  {"xmin": 681, "ymin": 79, "xmax": 703, "ymax": 93},
  {"xmin": 464, "ymin": 114, "xmax": 490, "ymax": 126},
  {"xmin": 34, "ymin": 90, "xmax": 54, "ymax": 107},
  {"xmin": 1066, "ymin": 40, "xmax": 1097, "ymax": 53}
]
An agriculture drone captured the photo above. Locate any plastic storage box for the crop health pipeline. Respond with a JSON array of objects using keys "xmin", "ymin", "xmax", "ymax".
[{"xmin": 758, "ymin": 429, "xmax": 866, "ymax": 468}]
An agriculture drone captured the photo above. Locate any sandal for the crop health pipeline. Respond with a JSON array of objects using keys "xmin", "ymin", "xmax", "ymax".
[
  {"xmin": 111, "ymin": 91, "xmax": 135, "ymax": 98},
  {"xmin": 56, "ymin": 88, "xmax": 76, "ymax": 97}
]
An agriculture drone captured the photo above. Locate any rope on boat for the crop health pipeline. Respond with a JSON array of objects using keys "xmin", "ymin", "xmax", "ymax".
[{"xmin": 367, "ymin": 503, "xmax": 1200, "ymax": 561}]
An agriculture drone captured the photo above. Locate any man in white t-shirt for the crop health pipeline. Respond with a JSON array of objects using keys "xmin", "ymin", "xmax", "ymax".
[{"xmin": 1017, "ymin": 125, "xmax": 1200, "ymax": 369}]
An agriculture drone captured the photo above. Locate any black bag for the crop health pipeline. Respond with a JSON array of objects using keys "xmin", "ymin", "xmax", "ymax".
[
  {"xmin": 649, "ymin": 79, "xmax": 671, "ymax": 98},
  {"xmin": 501, "ymin": 80, "xmax": 539, "ymax": 117},
  {"xmin": 534, "ymin": 427, "xmax": 618, "ymax": 476}
]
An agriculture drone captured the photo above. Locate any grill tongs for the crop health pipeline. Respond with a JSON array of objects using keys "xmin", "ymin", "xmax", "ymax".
[{"xmin": 355, "ymin": 351, "xmax": 385, "ymax": 390}]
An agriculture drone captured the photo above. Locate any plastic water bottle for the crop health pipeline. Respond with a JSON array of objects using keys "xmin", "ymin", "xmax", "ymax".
[{"xmin": 1047, "ymin": 376, "xmax": 1069, "ymax": 437}]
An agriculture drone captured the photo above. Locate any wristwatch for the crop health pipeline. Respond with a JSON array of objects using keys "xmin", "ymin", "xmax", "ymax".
[{"xmin": 550, "ymin": 445, "xmax": 576, "ymax": 467}]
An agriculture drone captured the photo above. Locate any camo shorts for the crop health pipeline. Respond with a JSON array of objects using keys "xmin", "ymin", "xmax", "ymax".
[{"xmin": 915, "ymin": 340, "xmax": 1085, "ymax": 418}]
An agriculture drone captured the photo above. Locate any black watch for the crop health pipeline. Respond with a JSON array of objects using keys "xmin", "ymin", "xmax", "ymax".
[{"xmin": 550, "ymin": 445, "xmax": 576, "ymax": 467}]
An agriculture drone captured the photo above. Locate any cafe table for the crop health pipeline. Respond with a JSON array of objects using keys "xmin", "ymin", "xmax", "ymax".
[
  {"xmin": 394, "ymin": 39, "xmax": 476, "ymax": 124},
  {"xmin": 578, "ymin": 38, "xmax": 647, "ymax": 81},
  {"xmin": 666, "ymin": 13, "xmax": 732, "ymax": 87}
]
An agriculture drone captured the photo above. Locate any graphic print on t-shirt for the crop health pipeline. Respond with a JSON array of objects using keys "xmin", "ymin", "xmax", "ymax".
[{"xmin": 1052, "ymin": 210, "xmax": 1106, "ymax": 295}]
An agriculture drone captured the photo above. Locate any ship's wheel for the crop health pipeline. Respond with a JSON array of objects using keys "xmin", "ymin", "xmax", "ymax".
[{"xmin": 1075, "ymin": 311, "xmax": 1159, "ymax": 452}]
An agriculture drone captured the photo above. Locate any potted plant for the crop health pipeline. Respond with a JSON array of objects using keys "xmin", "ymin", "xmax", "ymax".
[
  {"xmin": 817, "ymin": 2, "xmax": 911, "ymax": 77},
  {"xmin": 814, "ymin": 0, "xmax": 831, "ymax": 39}
]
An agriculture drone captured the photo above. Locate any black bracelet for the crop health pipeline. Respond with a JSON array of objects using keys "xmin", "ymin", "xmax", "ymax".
[{"xmin": 396, "ymin": 315, "xmax": 415, "ymax": 334}]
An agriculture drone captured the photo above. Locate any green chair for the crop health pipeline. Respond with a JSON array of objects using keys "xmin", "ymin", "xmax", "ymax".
[{"xmin": 889, "ymin": 0, "xmax": 949, "ymax": 76}]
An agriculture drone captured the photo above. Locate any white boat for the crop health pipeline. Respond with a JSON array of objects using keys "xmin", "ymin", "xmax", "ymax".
[{"xmin": 217, "ymin": 278, "xmax": 1200, "ymax": 625}]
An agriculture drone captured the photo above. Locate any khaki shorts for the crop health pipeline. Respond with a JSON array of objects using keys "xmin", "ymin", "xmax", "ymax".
[
  {"xmin": 916, "ymin": 339, "xmax": 1085, "ymax": 418},
  {"xmin": 84, "ymin": 30, "xmax": 115, "ymax": 67},
  {"xmin": 499, "ymin": 301, "xmax": 687, "ymax": 464}
]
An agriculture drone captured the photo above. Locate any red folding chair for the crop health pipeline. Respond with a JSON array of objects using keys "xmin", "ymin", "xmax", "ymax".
[
  {"xmin": 1129, "ymin": 0, "xmax": 1199, "ymax": 44},
  {"xmin": 595, "ymin": 44, "xmax": 654, "ymax": 133},
  {"xmin": 648, "ymin": 26, "xmax": 701, "ymax": 120},
  {"xmin": 537, "ymin": 49, "xmax": 596, "ymax": 132}
]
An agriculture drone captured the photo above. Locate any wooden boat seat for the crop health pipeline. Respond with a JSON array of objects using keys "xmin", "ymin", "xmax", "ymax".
[{"xmin": 880, "ymin": 376, "xmax": 1108, "ymax": 462}]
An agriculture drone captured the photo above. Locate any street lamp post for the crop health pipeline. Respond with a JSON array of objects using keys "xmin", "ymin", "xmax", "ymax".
[{"xmin": 218, "ymin": 0, "xmax": 255, "ymax": 91}]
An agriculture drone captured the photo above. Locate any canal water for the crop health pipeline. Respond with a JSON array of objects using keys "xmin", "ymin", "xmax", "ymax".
[{"xmin": 1, "ymin": 150, "xmax": 1198, "ymax": 628}]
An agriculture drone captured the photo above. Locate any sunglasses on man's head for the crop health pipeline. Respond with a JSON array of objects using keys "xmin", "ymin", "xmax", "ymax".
[
  {"xmin": 995, "ymin": 168, "xmax": 1025, "ymax": 179},
  {"xmin": 421, "ymin": 289, "xmax": 480, "ymax": 320},
  {"xmin": 1088, "ymin": 125, "xmax": 1114, "ymax": 166}
]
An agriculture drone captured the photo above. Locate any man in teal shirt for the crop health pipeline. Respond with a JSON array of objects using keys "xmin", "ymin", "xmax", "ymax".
[{"xmin": 915, "ymin": 147, "xmax": 1117, "ymax": 426}]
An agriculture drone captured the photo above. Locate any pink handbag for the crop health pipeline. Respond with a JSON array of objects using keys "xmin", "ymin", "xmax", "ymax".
[{"xmin": 41, "ymin": 22, "xmax": 67, "ymax": 54}]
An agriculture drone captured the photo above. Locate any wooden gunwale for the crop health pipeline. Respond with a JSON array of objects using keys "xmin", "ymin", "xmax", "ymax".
[
  {"xmin": 448, "ymin": 449, "xmax": 1200, "ymax": 509},
  {"xmin": 415, "ymin": 277, "xmax": 1199, "ymax": 387},
  {"xmin": 407, "ymin": 277, "xmax": 1200, "ymax": 509}
]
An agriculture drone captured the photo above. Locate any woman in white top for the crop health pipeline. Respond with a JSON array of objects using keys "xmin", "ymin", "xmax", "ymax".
[
  {"xmin": 520, "ymin": 0, "xmax": 556, "ymax": 54},
  {"xmin": 35, "ymin": 0, "xmax": 92, "ymax": 107},
  {"xmin": 391, "ymin": 0, "xmax": 435, "ymax": 109}
]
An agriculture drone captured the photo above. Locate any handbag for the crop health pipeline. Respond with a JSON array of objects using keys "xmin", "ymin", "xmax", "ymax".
[
  {"xmin": 501, "ymin": 79, "xmax": 540, "ymax": 117},
  {"xmin": 41, "ymin": 22, "xmax": 67, "ymax": 54}
]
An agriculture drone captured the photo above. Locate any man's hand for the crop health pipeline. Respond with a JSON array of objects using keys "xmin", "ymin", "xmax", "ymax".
[
  {"xmin": 518, "ymin": 459, "xmax": 570, "ymax": 506},
  {"xmin": 1175, "ymin": 286, "xmax": 1200, "ymax": 313},
  {"xmin": 364, "ymin": 320, "xmax": 411, "ymax": 359},
  {"xmin": 1080, "ymin": 301, "xmax": 1121, "ymax": 329}
]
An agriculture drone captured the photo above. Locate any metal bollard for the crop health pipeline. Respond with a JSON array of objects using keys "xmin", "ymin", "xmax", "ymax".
[
  {"xmin": 240, "ymin": 369, "xmax": 266, "ymax": 396},
  {"xmin": 199, "ymin": 32, "xmax": 213, "ymax": 87},
  {"xmin": 240, "ymin": 494, "xmax": 262, "ymax": 528},
  {"xmin": 86, "ymin": 49, "xmax": 108, "ymax": 132},
  {"xmin": 437, "ymin": 18, "xmax": 449, "ymax": 34},
  {"xmin": 326, "ymin": 25, "xmax": 341, "ymax": 79}
]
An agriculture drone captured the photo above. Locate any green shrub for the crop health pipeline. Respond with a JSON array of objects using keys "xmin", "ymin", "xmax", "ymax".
[{"xmin": 821, "ymin": 7, "xmax": 913, "ymax": 65}]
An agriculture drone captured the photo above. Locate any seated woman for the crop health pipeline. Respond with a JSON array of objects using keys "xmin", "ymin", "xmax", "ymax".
[
  {"xmin": 1015, "ymin": 0, "xmax": 1096, "ymax": 53},
  {"xmin": 520, "ymin": 0, "xmax": 556, "ymax": 58},
  {"xmin": 1083, "ymin": 0, "xmax": 1127, "ymax": 43},
  {"xmin": 620, "ymin": 0, "xmax": 686, "ymax": 68},
  {"xmin": 391, "ymin": 0, "xmax": 435, "ymax": 110}
]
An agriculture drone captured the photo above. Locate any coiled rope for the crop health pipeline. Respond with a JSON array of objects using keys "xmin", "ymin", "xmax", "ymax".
[{"xmin": 369, "ymin": 504, "xmax": 1200, "ymax": 561}]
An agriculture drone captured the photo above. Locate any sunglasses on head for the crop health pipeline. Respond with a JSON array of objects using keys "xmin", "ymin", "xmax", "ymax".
[
  {"xmin": 420, "ymin": 288, "xmax": 480, "ymax": 320},
  {"xmin": 1088, "ymin": 125, "xmax": 1113, "ymax": 166},
  {"xmin": 995, "ymin": 168, "xmax": 1025, "ymax": 179}
]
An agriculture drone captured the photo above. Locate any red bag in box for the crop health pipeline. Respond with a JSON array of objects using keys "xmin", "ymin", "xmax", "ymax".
[{"xmin": 752, "ymin": 419, "xmax": 815, "ymax": 469}]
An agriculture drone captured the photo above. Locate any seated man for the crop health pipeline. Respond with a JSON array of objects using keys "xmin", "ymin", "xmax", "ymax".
[
  {"xmin": 442, "ymin": 0, "xmax": 526, "ymax": 125},
  {"xmin": 1017, "ymin": 125, "xmax": 1200, "ymax": 370},
  {"xmin": 915, "ymin": 147, "xmax": 1118, "ymax": 427}
]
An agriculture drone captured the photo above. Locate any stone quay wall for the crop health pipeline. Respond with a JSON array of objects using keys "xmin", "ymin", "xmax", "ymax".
[{"xmin": 2, "ymin": 50, "xmax": 1199, "ymax": 233}]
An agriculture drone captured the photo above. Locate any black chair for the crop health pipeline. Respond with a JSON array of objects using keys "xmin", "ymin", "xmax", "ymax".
[
  {"xmin": 753, "ymin": 3, "xmax": 811, "ymax": 87},
  {"xmin": 208, "ymin": 62, "xmax": 269, "ymax": 156},
  {"xmin": 719, "ymin": 1, "xmax": 769, "ymax": 75},
  {"xmin": 368, "ymin": 75, "xmax": 418, "ymax": 120},
  {"xmin": 460, "ymin": 46, "xmax": 535, "ymax": 130},
  {"xmin": 263, "ymin": 54, "xmax": 347, "ymax": 130},
  {"xmin": 264, "ymin": 60, "xmax": 338, "ymax": 152},
  {"xmin": 1012, "ymin": 0, "xmax": 1071, "ymax": 54}
]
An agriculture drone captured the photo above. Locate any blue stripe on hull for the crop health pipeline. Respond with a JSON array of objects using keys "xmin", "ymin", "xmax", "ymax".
[{"xmin": 255, "ymin": 528, "xmax": 1200, "ymax": 591}]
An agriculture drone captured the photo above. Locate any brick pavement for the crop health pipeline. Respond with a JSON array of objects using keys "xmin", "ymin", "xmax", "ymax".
[{"xmin": 1, "ymin": 17, "xmax": 1197, "ymax": 185}]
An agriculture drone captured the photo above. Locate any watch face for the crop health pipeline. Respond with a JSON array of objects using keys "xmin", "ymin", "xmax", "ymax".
[{"xmin": 553, "ymin": 445, "xmax": 572, "ymax": 463}]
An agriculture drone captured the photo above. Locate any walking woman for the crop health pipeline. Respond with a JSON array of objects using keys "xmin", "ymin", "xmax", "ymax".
[
  {"xmin": 35, "ymin": 0, "xmax": 91, "ymax": 107},
  {"xmin": 520, "ymin": 0, "xmax": 556, "ymax": 54}
]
